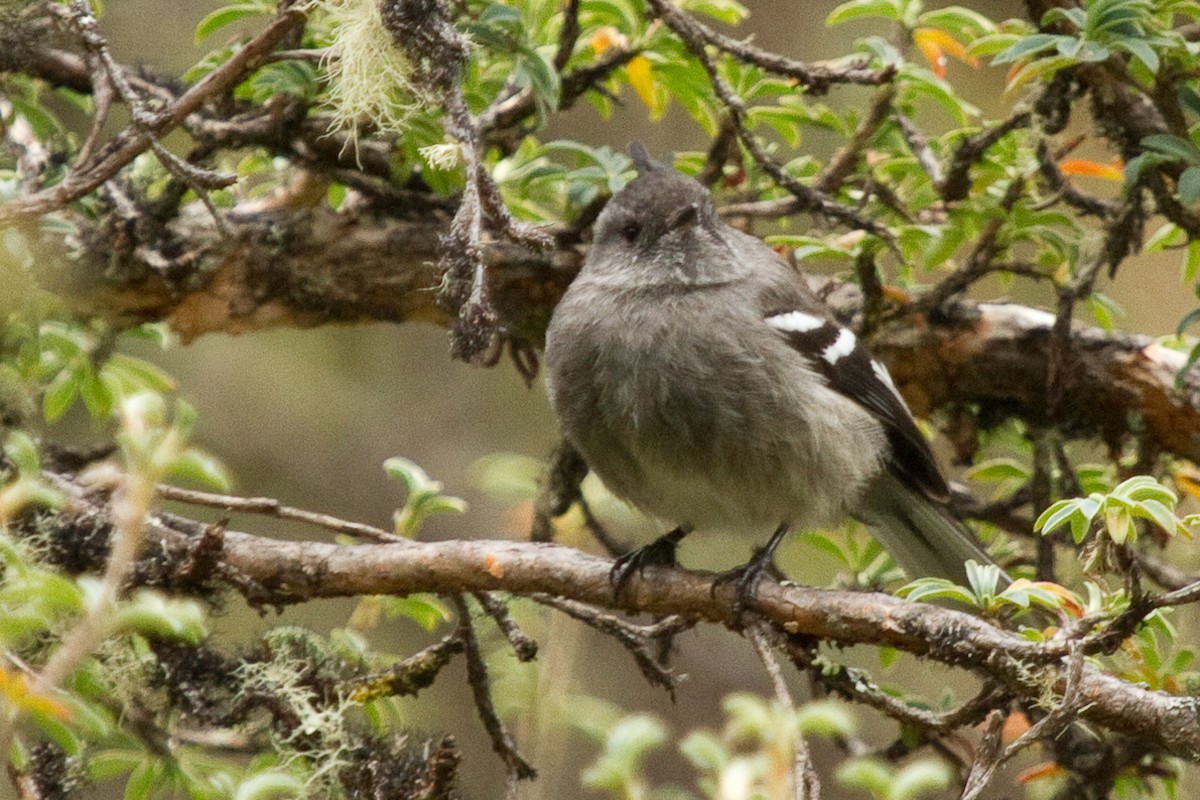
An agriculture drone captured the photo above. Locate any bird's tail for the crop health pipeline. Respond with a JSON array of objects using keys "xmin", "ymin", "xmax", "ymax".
[{"xmin": 856, "ymin": 472, "xmax": 1006, "ymax": 586}]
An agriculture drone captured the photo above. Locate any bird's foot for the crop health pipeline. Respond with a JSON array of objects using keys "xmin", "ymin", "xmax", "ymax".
[
  {"xmin": 710, "ymin": 524, "xmax": 790, "ymax": 625},
  {"xmin": 610, "ymin": 527, "xmax": 689, "ymax": 599}
]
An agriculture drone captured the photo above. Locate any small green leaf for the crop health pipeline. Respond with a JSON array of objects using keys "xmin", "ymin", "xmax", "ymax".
[
  {"xmin": 1142, "ymin": 133, "xmax": 1200, "ymax": 165},
  {"xmin": 836, "ymin": 757, "xmax": 893, "ymax": 796},
  {"xmin": 195, "ymin": 4, "xmax": 266, "ymax": 43},
  {"xmin": 3, "ymin": 431, "xmax": 42, "ymax": 474},
  {"xmin": 992, "ymin": 33, "xmax": 1069, "ymax": 64},
  {"xmin": 827, "ymin": 0, "xmax": 901, "ymax": 27},
  {"xmin": 1180, "ymin": 166, "xmax": 1200, "ymax": 205},
  {"xmin": 965, "ymin": 458, "xmax": 1030, "ymax": 483},
  {"xmin": 42, "ymin": 362, "xmax": 83, "ymax": 422},
  {"xmin": 233, "ymin": 772, "xmax": 306, "ymax": 800},
  {"xmin": 166, "ymin": 448, "xmax": 232, "ymax": 491},
  {"xmin": 1183, "ymin": 240, "xmax": 1200, "ymax": 283},
  {"xmin": 897, "ymin": 578, "xmax": 979, "ymax": 607},
  {"xmin": 891, "ymin": 759, "xmax": 953, "ymax": 799},
  {"xmin": 796, "ymin": 700, "xmax": 857, "ymax": 739}
]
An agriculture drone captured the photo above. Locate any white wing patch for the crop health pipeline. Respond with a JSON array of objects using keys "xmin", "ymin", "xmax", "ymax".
[
  {"xmin": 821, "ymin": 328, "xmax": 857, "ymax": 364},
  {"xmin": 765, "ymin": 311, "xmax": 825, "ymax": 333},
  {"xmin": 871, "ymin": 358, "xmax": 906, "ymax": 403}
]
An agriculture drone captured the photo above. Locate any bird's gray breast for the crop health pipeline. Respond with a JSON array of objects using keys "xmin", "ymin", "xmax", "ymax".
[{"xmin": 545, "ymin": 281, "xmax": 885, "ymax": 531}]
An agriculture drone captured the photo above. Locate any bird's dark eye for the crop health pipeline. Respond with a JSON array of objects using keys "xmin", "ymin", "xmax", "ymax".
[{"xmin": 620, "ymin": 221, "xmax": 641, "ymax": 243}]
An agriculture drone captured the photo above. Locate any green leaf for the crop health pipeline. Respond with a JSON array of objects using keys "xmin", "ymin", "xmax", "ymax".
[
  {"xmin": 897, "ymin": 578, "xmax": 979, "ymax": 606},
  {"xmin": 1183, "ymin": 240, "xmax": 1200, "ymax": 283},
  {"xmin": 1134, "ymin": 499, "xmax": 1186, "ymax": 538},
  {"xmin": 1116, "ymin": 37, "xmax": 1159, "ymax": 73},
  {"xmin": 1180, "ymin": 166, "xmax": 1200, "ymax": 205},
  {"xmin": 991, "ymin": 33, "xmax": 1070, "ymax": 64},
  {"xmin": 680, "ymin": 0, "xmax": 748, "ymax": 25},
  {"xmin": 1112, "ymin": 475, "xmax": 1177, "ymax": 505},
  {"xmin": 233, "ymin": 772, "xmax": 306, "ymax": 800},
  {"xmin": 891, "ymin": 759, "xmax": 953, "ymax": 800},
  {"xmin": 1035, "ymin": 499, "xmax": 1085, "ymax": 536},
  {"xmin": 1144, "ymin": 222, "xmax": 1184, "ymax": 252},
  {"xmin": 1004, "ymin": 54, "xmax": 1080, "ymax": 92},
  {"xmin": 918, "ymin": 6, "xmax": 996, "ymax": 38},
  {"xmin": 166, "ymin": 449, "xmax": 232, "ymax": 491},
  {"xmin": 827, "ymin": 0, "xmax": 901, "ymax": 27},
  {"xmin": 124, "ymin": 758, "xmax": 165, "ymax": 800},
  {"xmin": 42, "ymin": 361, "xmax": 82, "ymax": 422},
  {"xmin": 796, "ymin": 700, "xmax": 857, "ymax": 738},
  {"xmin": 195, "ymin": 3, "xmax": 266, "ymax": 44},
  {"xmin": 1142, "ymin": 133, "xmax": 1200, "ymax": 164},
  {"xmin": 79, "ymin": 367, "xmax": 114, "ymax": 419},
  {"xmin": 3, "ymin": 431, "xmax": 42, "ymax": 474},
  {"xmin": 964, "ymin": 458, "xmax": 1029, "ymax": 483},
  {"xmin": 836, "ymin": 757, "xmax": 893, "ymax": 796},
  {"xmin": 379, "ymin": 594, "xmax": 452, "ymax": 631}
]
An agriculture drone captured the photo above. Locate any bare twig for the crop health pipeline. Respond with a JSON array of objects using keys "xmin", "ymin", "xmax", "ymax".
[
  {"xmin": 451, "ymin": 595, "xmax": 537, "ymax": 784},
  {"xmin": 0, "ymin": 6, "xmax": 306, "ymax": 226},
  {"xmin": 530, "ymin": 593, "xmax": 689, "ymax": 698},
  {"xmin": 156, "ymin": 484, "xmax": 403, "ymax": 544},
  {"xmin": 644, "ymin": 0, "xmax": 892, "ymax": 92},
  {"xmin": 960, "ymin": 642, "xmax": 1088, "ymax": 800},
  {"xmin": 473, "ymin": 592, "xmax": 539, "ymax": 662},
  {"xmin": 749, "ymin": 625, "xmax": 821, "ymax": 799}
]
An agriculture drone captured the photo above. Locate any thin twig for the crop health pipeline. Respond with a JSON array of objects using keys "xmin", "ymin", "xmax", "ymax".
[
  {"xmin": 645, "ymin": 0, "xmax": 892, "ymax": 91},
  {"xmin": 0, "ymin": 6, "xmax": 306, "ymax": 225},
  {"xmin": 451, "ymin": 595, "xmax": 537, "ymax": 783},
  {"xmin": 473, "ymin": 592, "xmax": 539, "ymax": 662},
  {"xmin": 960, "ymin": 642, "xmax": 1088, "ymax": 800},
  {"xmin": 530, "ymin": 593, "xmax": 689, "ymax": 698},
  {"xmin": 749, "ymin": 625, "xmax": 821, "ymax": 799},
  {"xmin": 156, "ymin": 484, "xmax": 404, "ymax": 544}
]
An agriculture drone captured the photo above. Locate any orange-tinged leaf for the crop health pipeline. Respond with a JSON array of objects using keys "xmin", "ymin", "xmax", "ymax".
[
  {"xmin": 1175, "ymin": 466, "xmax": 1200, "ymax": 501},
  {"xmin": 913, "ymin": 27, "xmax": 979, "ymax": 79},
  {"xmin": 625, "ymin": 55, "xmax": 663, "ymax": 117},
  {"xmin": 1058, "ymin": 158, "xmax": 1124, "ymax": 181},
  {"xmin": 1008, "ymin": 578, "xmax": 1086, "ymax": 617},
  {"xmin": 1018, "ymin": 762, "xmax": 1065, "ymax": 783},
  {"xmin": 882, "ymin": 285, "xmax": 914, "ymax": 305},
  {"xmin": 1001, "ymin": 710, "xmax": 1031, "ymax": 742},
  {"xmin": 589, "ymin": 26, "xmax": 626, "ymax": 55},
  {"xmin": 0, "ymin": 667, "xmax": 70, "ymax": 720}
]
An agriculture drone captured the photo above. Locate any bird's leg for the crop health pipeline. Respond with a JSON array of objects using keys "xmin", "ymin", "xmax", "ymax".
[
  {"xmin": 711, "ymin": 523, "xmax": 790, "ymax": 624},
  {"xmin": 610, "ymin": 526, "xmax": 691, "ymax": 598}
]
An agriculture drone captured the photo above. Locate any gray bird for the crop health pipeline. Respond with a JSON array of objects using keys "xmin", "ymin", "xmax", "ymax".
[{"xmin": 544, "ymin": 145, "xmax": 996, "ymax": 599}]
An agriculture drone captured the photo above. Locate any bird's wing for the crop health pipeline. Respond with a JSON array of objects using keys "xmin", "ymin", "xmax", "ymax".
[{"xmin": 759, "ymin": 293, "xmax": 950, "ymax": 503}]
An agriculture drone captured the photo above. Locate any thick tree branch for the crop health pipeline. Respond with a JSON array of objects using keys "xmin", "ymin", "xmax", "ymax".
[
  {"xmin": 38, "ymin": 206, "xmax": 1200, "ymax": 464},
  {"xmin": 135, "ymin": 523, "xmax": 1200, "ymax": 761}
]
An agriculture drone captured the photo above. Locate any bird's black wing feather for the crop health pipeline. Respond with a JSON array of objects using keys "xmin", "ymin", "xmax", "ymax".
[{"xmin": 758, "ymin": 294, "xmax": 950, "ymax": 503}]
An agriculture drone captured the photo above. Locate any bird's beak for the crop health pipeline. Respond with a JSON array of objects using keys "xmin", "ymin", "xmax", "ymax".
[{"xmin": 667, "ymin": 202, "xmax": 699, "ymax": 232}]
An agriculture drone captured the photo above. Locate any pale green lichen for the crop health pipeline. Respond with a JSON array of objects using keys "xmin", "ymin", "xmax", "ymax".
[{"xmin": 313, "ymin": 0, "xmax": 429, "ymax": 141}]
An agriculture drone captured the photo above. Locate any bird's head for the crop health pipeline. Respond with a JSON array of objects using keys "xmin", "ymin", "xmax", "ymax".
[{"xmin": 584, "ymin": 144, "xmax": 727, "ymax": 285}]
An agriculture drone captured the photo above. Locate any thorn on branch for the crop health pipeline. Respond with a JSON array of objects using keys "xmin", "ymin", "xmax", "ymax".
[{"xmin": 451, "ymin": 595, "xmax": 537, "ymax": 782}]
